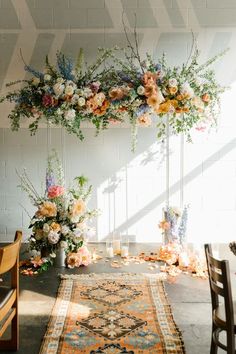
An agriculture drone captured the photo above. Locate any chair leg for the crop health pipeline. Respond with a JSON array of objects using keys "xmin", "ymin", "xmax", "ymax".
[
  {"xmin": 226, "ymin": 330, "xmax": 235, "ymax": 354},
  {"xmin": 211, "ymin": 324, "xmax": 218, "ymax": 354},
  {"xmin": 0, "ymin": 312, "xmax": 19, "ymax": 351}
]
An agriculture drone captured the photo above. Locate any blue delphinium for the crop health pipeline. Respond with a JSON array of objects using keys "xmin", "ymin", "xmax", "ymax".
[{"xmin": 56, "ymin": 52, "xmax": 74, "ymax": 81}]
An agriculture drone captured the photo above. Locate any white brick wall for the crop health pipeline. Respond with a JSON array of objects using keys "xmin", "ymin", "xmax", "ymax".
[{"xmin": 0, "ymin": 0, "xmax": 236, "ymax": 244}]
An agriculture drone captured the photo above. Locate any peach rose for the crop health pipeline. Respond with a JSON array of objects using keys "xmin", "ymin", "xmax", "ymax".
[
  {"xmin": 109, "ymin": 88, "xmax": 124, "ymax": 100},
  {"xmin": 71, "ymin": 199, "xmax": 86, "ymax": 218},
  {"xmin": 143, "ymin": 71, "xmax": 157, "ymax": 85},
  {"xmin": 37, "ymin": 201, "xmax": 57, "ymax": 218},
  {"xmin": 144, "ymin": 84, "xmax": 156, "ymax": 98},
  {"xmin": 137, "ymin": 114, "xmax": 152, "ymax": 127}
]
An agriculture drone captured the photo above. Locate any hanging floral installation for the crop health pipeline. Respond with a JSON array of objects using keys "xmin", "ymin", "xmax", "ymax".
[{"xmin": 0, "ymin": 34, "xmax": 227, "ymax": 150}]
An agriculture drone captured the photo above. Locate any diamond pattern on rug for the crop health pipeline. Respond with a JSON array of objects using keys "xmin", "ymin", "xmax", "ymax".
[
  {"xmin": 77, "ymin": 309, "xmax": 146, "ymax": 340},
  {"xmin": 90, "ymin": 343, "xmax": 134, "ymax": 354},
  {"xmin": 80, "ymin": 280, "xmax": 142, "ymax": 306}
]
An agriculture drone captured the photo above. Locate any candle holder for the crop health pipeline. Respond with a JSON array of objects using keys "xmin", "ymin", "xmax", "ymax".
[
  {"xmin": 106, "ymin": 239, "xmax": 114, "ymax": 258},
  {"xmin": 121, "ymin": 236, "xmax": 129, "ymax": 258},
  {"xmin": 113, "ymin": 235, "xmax": 121, "ymax": 255}
]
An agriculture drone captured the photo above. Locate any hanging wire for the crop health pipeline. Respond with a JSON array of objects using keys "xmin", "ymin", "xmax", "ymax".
[
  {"xmin": 180, "ymin": 132, "xmax": 184, "ymax": 208},
  {"xmin": 46, "ymin": 121, "xmax": 50, "ymax": 159},
  {"xmin": 165, "ymin": 115, "xmax": 170, "ymax": 207},
  {"xmin": 61, "ymin": 126, "xmax": 66, "ymax": 185}
]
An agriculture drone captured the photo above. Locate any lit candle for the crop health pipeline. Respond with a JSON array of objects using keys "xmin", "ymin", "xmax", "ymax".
[
  {"xmin": 179, "ymin": 251, "xmax": 189, "ymax": 267},
  {"xmin": 113, "ymin": 239, "xmax": 121, "ymax": 255},
  {"xmin": 121, "ymin": 246, "xmax": 129, "ymax": 258},
  {"xmin": 106, "ymin": 247, "xmax": 114, "ymax": 258}
]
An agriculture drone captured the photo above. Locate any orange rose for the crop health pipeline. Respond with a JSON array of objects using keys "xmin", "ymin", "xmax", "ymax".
[{"xmin": 202, "ymin": 93, "xmax": 210, "ymax": 103}]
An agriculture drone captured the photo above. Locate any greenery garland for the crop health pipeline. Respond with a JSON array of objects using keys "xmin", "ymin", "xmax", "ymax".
[{"xmin": 0, "ymin": 40, "xmax": 227, "ymax": 150}]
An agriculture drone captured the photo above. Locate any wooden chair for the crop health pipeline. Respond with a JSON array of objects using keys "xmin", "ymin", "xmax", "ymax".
[
  {"xmin": 204, "ymin": 243, "xmax": 236, "ymax": 353},
  {"xmin": 0, "ymin": 231, "xmax": 22, "ymax": 351}
]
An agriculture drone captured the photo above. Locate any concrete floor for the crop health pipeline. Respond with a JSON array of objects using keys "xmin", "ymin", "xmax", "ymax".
[{"xmin": 1, "ymin": 242, "xmax": 236, "ymax": 354}]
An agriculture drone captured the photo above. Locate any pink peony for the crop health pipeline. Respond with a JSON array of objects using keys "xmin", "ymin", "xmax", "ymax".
[
  {"xmin": 77, "ymin": 246, "xmax": 92, "ymax": 266},
  {"xmin": 66, "ymin": 246, "xmax": 91, "ymax": 268},
  {"xmin": 47, "ymin": 185, "xmax": 65, "ymax": 198}
]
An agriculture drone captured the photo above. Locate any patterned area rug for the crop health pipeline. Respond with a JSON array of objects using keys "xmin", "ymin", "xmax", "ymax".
[{"xmin": 40, "ymin": 273, "xmax": 185, "ymax": 353}]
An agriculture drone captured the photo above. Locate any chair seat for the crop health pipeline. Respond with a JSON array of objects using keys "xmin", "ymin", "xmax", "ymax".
[
  {"xmin": 214, "ymin": 301, "xmax": 236, "ymax": 328},
  {"xmin": 0, "ymin": 287, "xmax": 15, "ymax": 309}
]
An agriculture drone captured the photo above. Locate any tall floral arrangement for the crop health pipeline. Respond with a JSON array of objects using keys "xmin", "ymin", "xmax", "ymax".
[
  {"xmin": 0, "ymin": 37, "xmax": 227, "ymax": 150},
  {"xmin": 159, "ymin": 205, "xmax": 189, "ymax": 245},
  {"xmin": 18, "ymin": 150, "xmax": 98, "ymax": 269}
]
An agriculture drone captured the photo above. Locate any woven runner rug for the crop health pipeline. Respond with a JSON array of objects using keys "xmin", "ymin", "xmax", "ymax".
[{"xmin": 40, "ymin": 273, "xmax": 185, "ymax": 354}]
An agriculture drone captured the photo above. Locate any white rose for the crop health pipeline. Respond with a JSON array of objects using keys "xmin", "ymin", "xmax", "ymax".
[
  {"xmin": 137, "ymin": 85, "xmax": 145, "ymax": 95},
  {"xmin": 168, "ymin": 78, "xmax": 178, "ymax": 87},
  {"xmin": 32, "ymin": 77, "xmax": 40, "ymax": 86},
  {"xmin": 78, "ymin": 97, "xmax": 86, "ymax": 107},
  {"xmin": 71, "ymin": 94, "xmax": 80, "ymax": 105},
  {"xmin": 64, "ymin": 109, "xmax": 76, "ymax": 121},
  {"xmin": 180, "ymin": 82, "xmax": 194, "ymax": 98},
  {"xmin": 83, "ymin": 88, "xmax": 92, "ymax": 98},
  {"xmin": 53, "ymin": 82, "xmax": 65, "ymax": 96},
  {"xmin": 61, "ymin": 225, "xmax": 70, "ymax": 235},
  {"xmin": 43, "ymin": 223, "xmax": 50, "ymax": 233},
  {"xmin": 48, "ymin": 231, "xmax": 60, "ymax": 244},
  {"xmin": 44, "ymin": 74, "xmax": 51, "ymax": 82},
  {"xmin": 65, "ymin": 85, "xmax": 74, "ymax": 96}
]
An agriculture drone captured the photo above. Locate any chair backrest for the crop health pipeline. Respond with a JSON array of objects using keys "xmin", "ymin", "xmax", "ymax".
[
  {"xmin": 204, "ymin": 244, "xmax": 234, "ymax": 327},
  {"xmin": 0, "ymin": 231, "xmax": 22, "ymax": 275}
]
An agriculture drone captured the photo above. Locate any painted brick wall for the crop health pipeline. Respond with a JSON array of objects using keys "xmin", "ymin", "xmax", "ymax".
[{"xmin": 0, "ymin": 0, "xmax": 236, "ymax": 243}]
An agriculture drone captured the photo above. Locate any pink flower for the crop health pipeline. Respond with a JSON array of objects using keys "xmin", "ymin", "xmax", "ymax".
[
  {"xmin": 47, "ymin": 185, "xmax": 65, "ymax": 198},
  {"xmin": 77, "ymin": 246, "xmax": 92, "ymax": 266},
  {"xmin": 66, "ymin": 246, "xmax": 91, "ymax": 268},
  {"xmin": 42, "ymin": 94, "xmax": 55, "ymax": 107}
]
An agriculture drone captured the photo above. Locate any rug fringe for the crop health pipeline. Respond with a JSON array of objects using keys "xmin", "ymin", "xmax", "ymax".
[{"xmin": 59, "ymin": 272, "xmax": 167, "ymax": 280}]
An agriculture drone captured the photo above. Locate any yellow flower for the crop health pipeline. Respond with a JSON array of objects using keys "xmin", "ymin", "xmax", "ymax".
[
  {"xmin": 169, "ymin": 86, "xmax": 178, "ymax": 95},
  {"xmin": 37, "ymin": 202, "xmax": 57, "ymax": 218},
  {"xmin": 50, "ymin": 222, "xmax": 61, "ymax": 232},
  {"xmin": 147, "ymin": 95, "xmax": 159, "ymax": 108},
  {"xmin": 156, "ymin": 102, "xmax": 170, "ymax": 114}
]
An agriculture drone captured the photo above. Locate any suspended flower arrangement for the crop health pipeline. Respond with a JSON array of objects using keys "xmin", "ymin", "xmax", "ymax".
[{"xmin": 0, "ymin": 35, "xmax": 227, "ymax": 150}]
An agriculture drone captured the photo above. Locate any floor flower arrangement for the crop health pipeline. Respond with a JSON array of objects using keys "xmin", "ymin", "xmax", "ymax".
[
  {"xmin": 19, "ymin": 150, "xmax": 98, "ymax": 274},
  {"xmin": 0, "ymin": 37, "xmax": 227, "ymax": 150}
]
